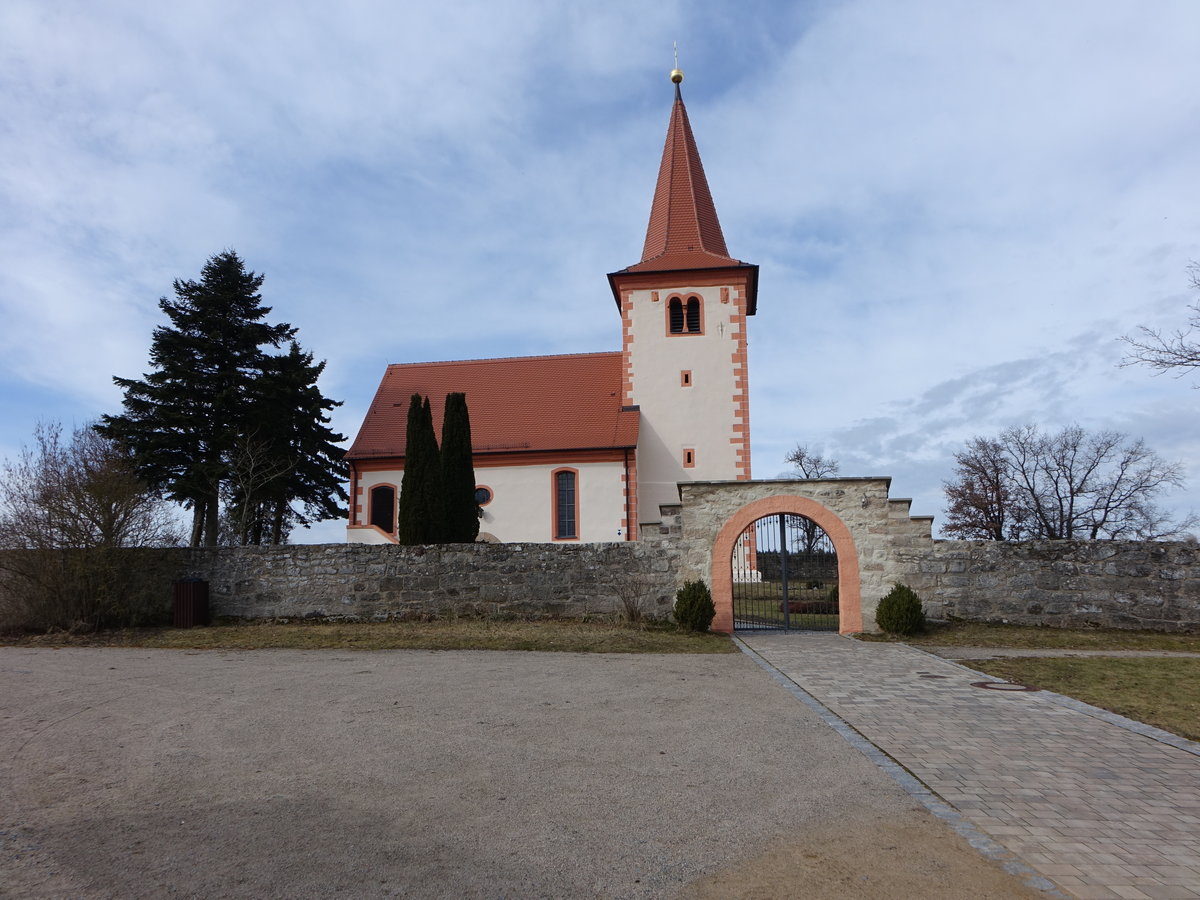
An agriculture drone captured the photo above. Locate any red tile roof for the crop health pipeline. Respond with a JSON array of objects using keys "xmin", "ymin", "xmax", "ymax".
[
  {"xmin": 347, "ymin": 352, "xmax": 639, "ymax": 461},
  {"xmin": 623, "ymin": 85, "xmax": 745, "ymax": 274}
]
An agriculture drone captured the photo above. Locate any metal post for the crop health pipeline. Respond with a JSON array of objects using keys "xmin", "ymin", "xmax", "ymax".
[{"xmin": 778, "ymin": 514, "xmax": 789, "ymax": 630}]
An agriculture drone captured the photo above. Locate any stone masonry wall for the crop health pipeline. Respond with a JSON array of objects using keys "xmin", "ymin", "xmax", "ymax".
[
  {"xmin": 180, "ymin": 542, "xmax": 681, "ymax": 621},
  {"xmin": 4, "ymin": 491, "xmax": 1197, "ymax": 633},
  {"xmin": 895, "ymin": 540, "xmax": 1200, "ymax": 632},
  {"xmin": 672, "ymin": 480, "xmax": 1198, "ymax": 633}
]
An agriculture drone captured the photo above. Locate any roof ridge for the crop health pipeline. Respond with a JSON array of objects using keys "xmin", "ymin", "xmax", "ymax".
[{"xmin": 385, "ymin": 350, "xmax": 620, "ymax": 370}]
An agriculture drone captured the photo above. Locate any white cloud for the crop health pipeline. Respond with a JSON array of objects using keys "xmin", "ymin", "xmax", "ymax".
[{"xmin": 2, "ymin": 0, "xmax": 1198, "ymax": 540}]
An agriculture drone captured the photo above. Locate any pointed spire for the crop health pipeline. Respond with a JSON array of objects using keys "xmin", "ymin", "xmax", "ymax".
[{"xmin": 625, "ymin": 73, "xmax": 741, "ymax": 273}]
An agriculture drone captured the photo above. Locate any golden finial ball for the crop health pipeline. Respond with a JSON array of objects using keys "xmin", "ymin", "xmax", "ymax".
[{"xmin": 670, "ymin": 68, "xmax": 684, "ymax": 84}]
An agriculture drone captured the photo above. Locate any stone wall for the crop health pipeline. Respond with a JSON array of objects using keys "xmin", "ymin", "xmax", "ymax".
[
  {"xmin": 180, "ymin": 542, "xmax": 680, "ymax": 621},
  {"xmin": 667, "ymin": 480, "xmax": 1199, "ymax": 634},
  {"xmin": 4, "ymin": 492, "xmax": 1198, "ymax": 634},
  {"xmin": 896, "ymin": 540, "xmax": 1200, "ymax": 632}
]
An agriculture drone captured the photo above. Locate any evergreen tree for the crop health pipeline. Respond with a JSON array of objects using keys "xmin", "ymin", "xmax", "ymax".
[
  {"xmin": 396, "ymin": 394, "xmax": 443, "ymax": 544},
  {"xmin": 99, "ymin": 251, "xmax": 345, "ymax": 546},
  {"xmin": 440, "ymin": 392, "xmax": 479, "ymax": 543},
  {"xmin": 225, "ymin": 342, "xmax": 348, "ymax": 544},
  {"xmin": 419, "ymin": 397, "xmax": 445, "ymax": 541},
  {"xmin": 395, "ymin": 395, "xmax": 423, "ymax": 544}
]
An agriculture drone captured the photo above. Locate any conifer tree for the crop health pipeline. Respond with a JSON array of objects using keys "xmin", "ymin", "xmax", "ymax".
[
  {"xmin": 396, "ymin": 394, "xmax": 443, "ymax": 544},
  {"xmin": 417, "ymin": 396, "xmax": 444, "ymax": 541},
  {"xmin": 395, "ymin": 394, "xmax": 423, "ymax": 544},
  {"xmin": 99, "ymin": 251, "xmax": 346, "ymax": 546},
  {"xmin": 440, "ymin": 392, "xmax": 479, "ymax": 543},
  {"xmin": 225, "ymin": 342, "xmax": 348, "ymax": 544}
]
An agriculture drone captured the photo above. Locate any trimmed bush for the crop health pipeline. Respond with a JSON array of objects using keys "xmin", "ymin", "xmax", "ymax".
[
  {"xmin": 674, "ymin": 580, "xmax": 715, "ymax": 632},
  {"xmin": 826, "ymin": 583, "xmax": 839, "ymax": 608},
  {"xmin": 875, "ymin": 583, "xmax": 926, "ymax": 635}
]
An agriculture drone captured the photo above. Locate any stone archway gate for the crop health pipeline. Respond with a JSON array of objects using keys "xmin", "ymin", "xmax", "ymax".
[{"xmin": 668, "ymin": 478, "xmax": 935, "ymax": 634}]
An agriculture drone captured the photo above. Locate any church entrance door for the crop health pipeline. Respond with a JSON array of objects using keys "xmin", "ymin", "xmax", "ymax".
[{"xmin": 731, "ymin": 514, "xmax": 839, "ymax": 632}]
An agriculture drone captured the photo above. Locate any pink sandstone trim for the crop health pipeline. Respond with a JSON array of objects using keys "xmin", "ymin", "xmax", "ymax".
[{"xmin": 709, "ymin": 496, "xmax": 862, "ymax": 635}]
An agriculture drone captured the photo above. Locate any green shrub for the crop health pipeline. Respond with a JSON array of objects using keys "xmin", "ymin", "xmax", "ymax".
[
  {"xmin": 674, "ymin": 580, "xmax": 715, "ymax": 632},
  {"xmin": 826, "ymin": 583, "xmax": 839, "ymax": 608},
  {"xmin": 875, "ymin": 583, "xmax": 925, "ymax": 635}
]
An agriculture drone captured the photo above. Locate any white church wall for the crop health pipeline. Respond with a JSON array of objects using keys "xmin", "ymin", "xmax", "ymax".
[
  {"xmin": 347, "ymin": 460, "xmax": 629, "ymax": 544},
  {"xmin": 476, "ymin": 460, "xmax": 628, "ymax": 542}
]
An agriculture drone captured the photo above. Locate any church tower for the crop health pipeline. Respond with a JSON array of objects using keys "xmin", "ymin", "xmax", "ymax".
[{"xmin": 608, "ymin": 70, "xmax": 759, "ymax": 536}]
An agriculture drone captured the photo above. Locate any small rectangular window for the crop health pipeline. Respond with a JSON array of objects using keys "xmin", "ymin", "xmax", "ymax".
[
  {"xmin": 683, "ymin": 449, "xmax": 696, "ymax": 468},
  {"xmin": 680, "ymin": 370, "xmax": 692, "ymax": 387}
]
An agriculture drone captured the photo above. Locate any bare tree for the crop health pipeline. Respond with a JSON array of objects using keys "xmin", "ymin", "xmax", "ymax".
[
  {"xmin": 221, "ymin": 431, "xmax": 297, "ymax": 545},
  {"xmin": 783, "ymin": 445, "xmax": 841, "ymax": 554},
  {"xmin": 1122, "ymin": 263, "xmax": 1200, "ymax": 383},
  {"xmin": 0, "ymin": 423, "xmax": 181, "ymax": 632},
  {"xmin": 0, "ymin": 422, "xmax": 180, "ymax": 551},
  {"xmin": 942, "ymin": 424, "xmax": 1195, "ymax": 541},
  {"xmin": 943, "ymin": 437, "xmax": 1011, "ymax": 540},
  {"xmin": 784, "ymin": 444, "xmax": 840, "ymax": 479}
]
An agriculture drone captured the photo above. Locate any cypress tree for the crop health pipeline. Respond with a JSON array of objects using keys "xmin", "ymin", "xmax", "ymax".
[
  {"xmin": 440, "ymin": 392, "xmax": 479, "ymax": 543},
  {"xmin": 396, "ymin": 394, "xmax": 443, "ymax": 544},
  {"xmin": 396, "ymin": 394, "xmax": 424, "ymax": 544},
  {"xmin": 418, "ymin": 396, "xmax": 444, "ymax": 541}
]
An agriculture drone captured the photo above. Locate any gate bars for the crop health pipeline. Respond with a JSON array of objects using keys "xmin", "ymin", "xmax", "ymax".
[{"xmin": 730, "ymin": 513, "xmax": 839, "ymax": 632}]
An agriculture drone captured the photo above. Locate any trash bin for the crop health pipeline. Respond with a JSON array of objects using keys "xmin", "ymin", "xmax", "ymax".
[{"xmin": 173, "ymin": 579, "xmax": 210, "ymax": 627}]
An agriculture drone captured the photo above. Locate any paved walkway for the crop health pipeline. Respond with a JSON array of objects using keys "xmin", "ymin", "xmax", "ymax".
[{"xmin": 739, "ymin": 633, "xmax": 1200, "ymax": 900}]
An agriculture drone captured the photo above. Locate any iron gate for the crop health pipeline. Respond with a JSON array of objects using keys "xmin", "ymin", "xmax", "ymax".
[{"xmin": 731, "ymin": 514, "xmax": 840, "ymax": 631}]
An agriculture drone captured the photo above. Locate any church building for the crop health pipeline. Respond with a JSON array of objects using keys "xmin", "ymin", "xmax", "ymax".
[{"xmin": 346, "ymin": 71, "xmax": 758, "ymax": 544}]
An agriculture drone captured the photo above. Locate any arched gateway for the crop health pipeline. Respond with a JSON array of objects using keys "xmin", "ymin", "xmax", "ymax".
[
  {"xmin": 710, "ymin": 496, "xmax": 863, "ymax": 635},
  {"xmin": 670, "ymin": 479, "xmax": 933, "ymax": 635},
  {"xmin": 731, "ymin": 512, "xmax": 841, "ymax": 631}
]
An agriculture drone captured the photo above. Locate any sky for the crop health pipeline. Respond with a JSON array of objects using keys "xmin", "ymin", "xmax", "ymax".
[{"xmin": 2, "ymin": 0, "xmax": 1199, "ymax": 543}]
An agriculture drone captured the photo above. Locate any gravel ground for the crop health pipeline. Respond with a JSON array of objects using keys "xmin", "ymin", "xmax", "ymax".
[{"xmin": 1, "ymin": 648, "xmax": 1042, "ymax": 898}]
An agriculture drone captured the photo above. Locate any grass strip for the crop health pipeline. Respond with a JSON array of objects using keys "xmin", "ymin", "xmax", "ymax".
[
  {"xmin": 963, "ymin": 656, "xmax": 1200, "ymax": 742},
  {"xmin": 0, "ymin": 618, "xmax": 736, "ymax": 654},
  {"xmin": 859, "ymin": 621, "xmax": 1200, "ymax": 653}
]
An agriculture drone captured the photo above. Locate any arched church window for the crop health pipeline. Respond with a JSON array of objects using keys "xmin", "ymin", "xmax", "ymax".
[
  {"xmin": 369, "ymin": 484, "xmax": 396, "ymax": 533},
  {"xmin": 685, "ymin": 296, "xmax": 701, "ymax": 333},
  {"xmin": 552, "ymin": 469, "xmax": 578, "ymax": 540},
  {"xmin": 668, "ymin": 297, "xmax": 684, "ymax": 333}
]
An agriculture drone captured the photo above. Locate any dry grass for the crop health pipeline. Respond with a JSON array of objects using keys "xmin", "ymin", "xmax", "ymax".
[
  {"xmin": 963, "ymin": 656, "xmax": 1200, "ymax": 742},
  {"xmin": 0, "ymin": 618, "xmax": 737, "ymax": 654},
  {"xmin": 858, "ymin": 620, "xmax": 1200, "ymax": 653}
]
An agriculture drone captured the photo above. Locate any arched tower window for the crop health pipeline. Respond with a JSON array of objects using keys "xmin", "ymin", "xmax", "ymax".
[
  {"xmin": 369, "ymin": 484, "xmax": 396, "ymax": 533},
  {"xmin": 666, "ymin": 295, "xmax": 703, "ymax": 335},
  {"xmin": 668, "ymin": 297, "xmax": 684, "ymax": 333}
]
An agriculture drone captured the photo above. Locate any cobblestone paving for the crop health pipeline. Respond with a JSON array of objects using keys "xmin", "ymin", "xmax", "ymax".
[{"xmin": 740, "ymin": 633, "xmax": 1200, "ymax": 900}]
